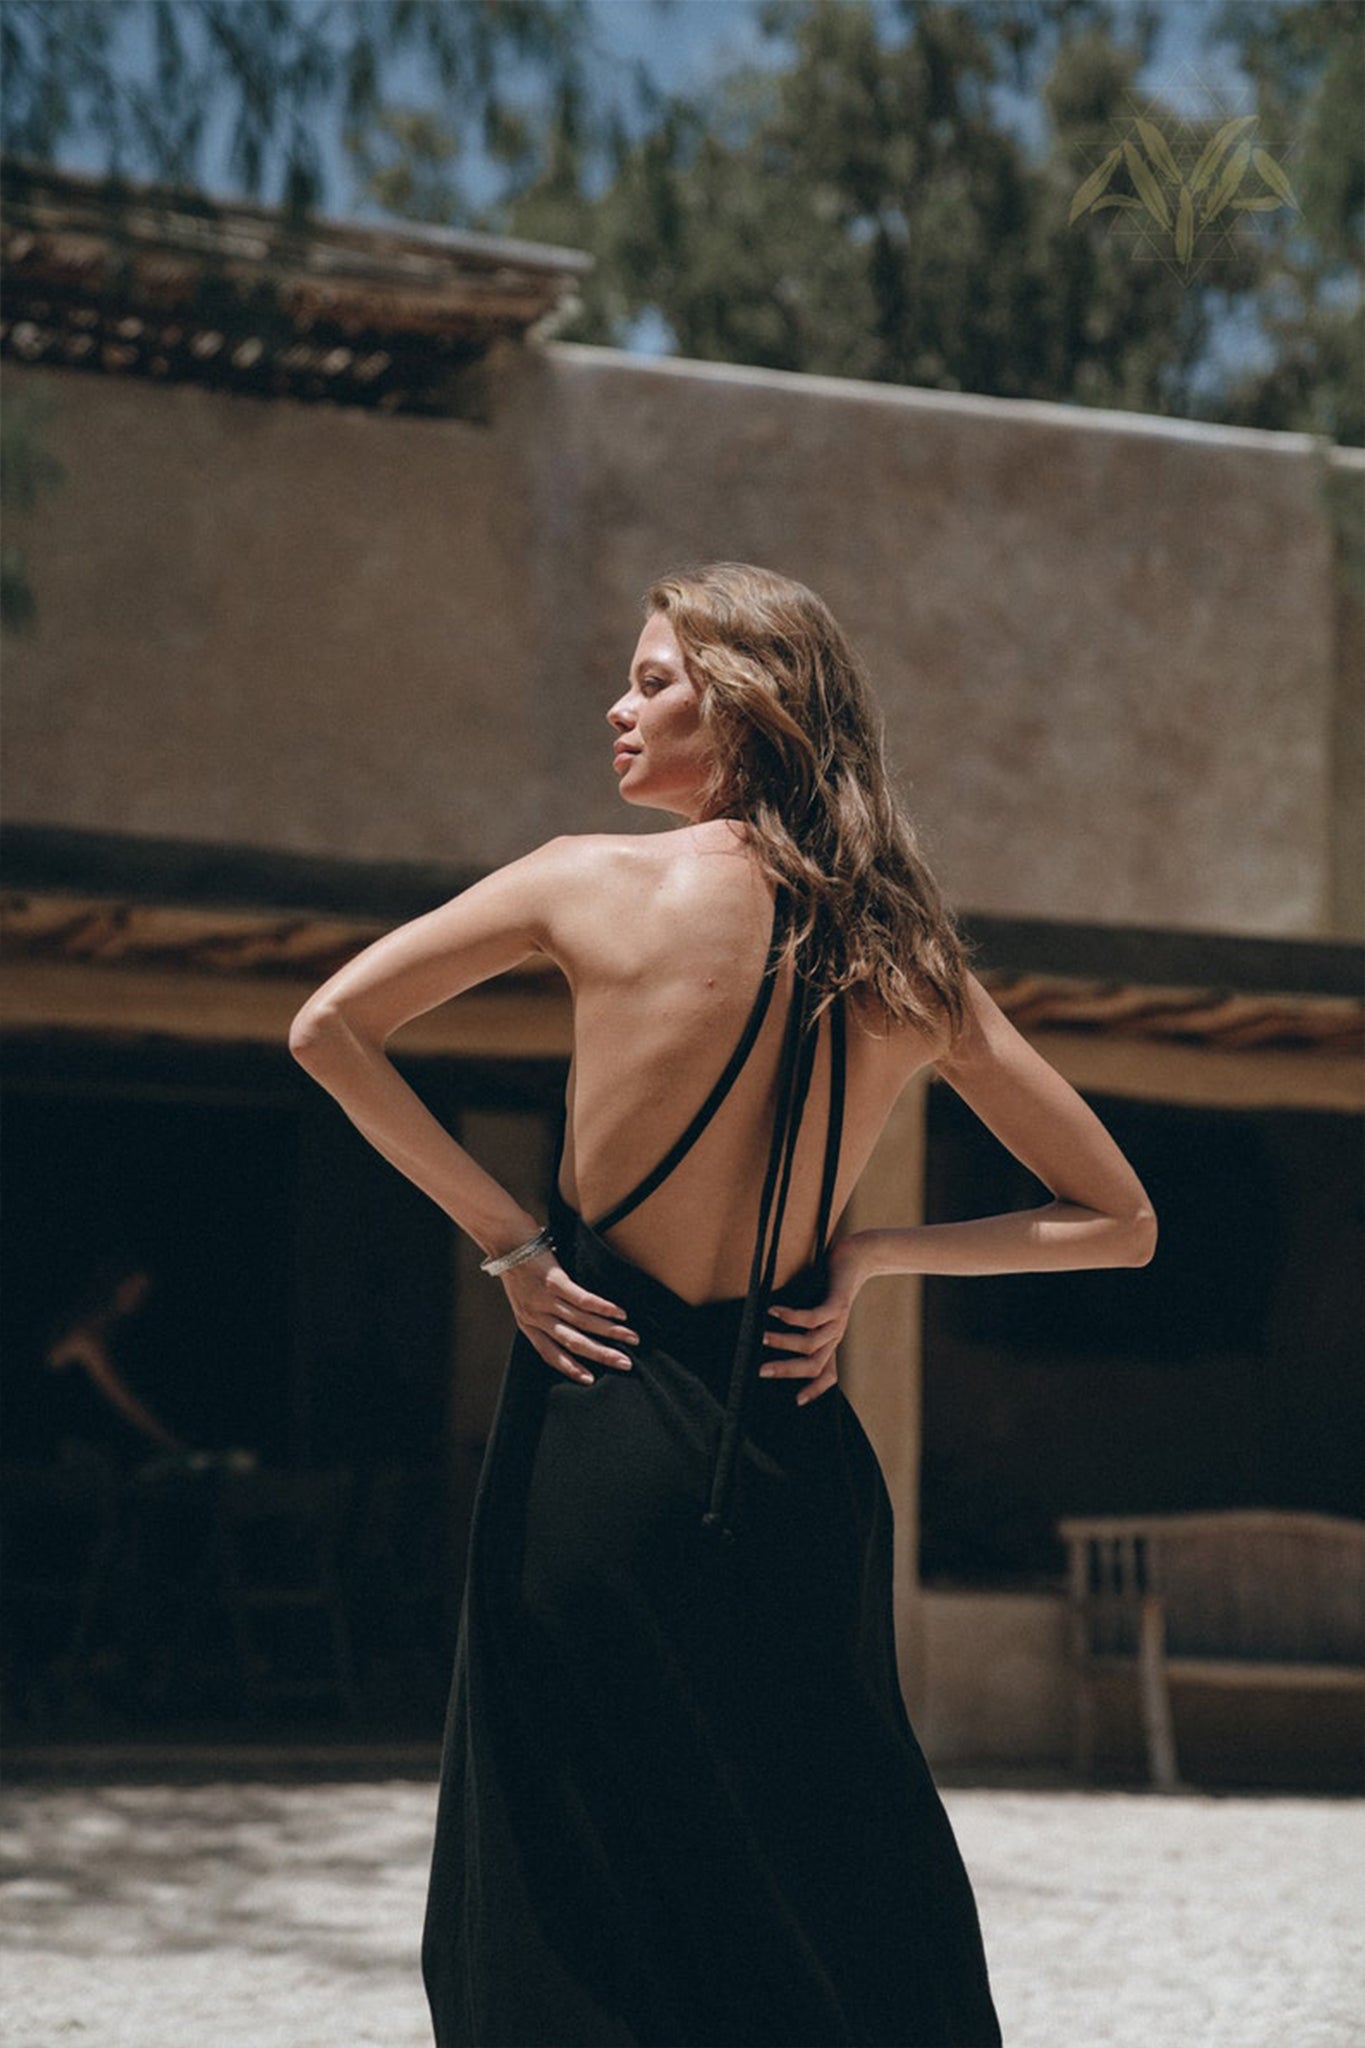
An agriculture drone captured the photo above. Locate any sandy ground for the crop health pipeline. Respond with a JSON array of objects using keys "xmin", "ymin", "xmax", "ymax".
[{"xmin": 1, "ymin": 1779, "xmax": 1361, "ymax": 2047}]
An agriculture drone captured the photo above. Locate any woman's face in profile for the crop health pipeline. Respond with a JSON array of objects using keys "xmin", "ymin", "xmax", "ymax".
[{"xmin": 607, "ymin": 613, "xmax": 714, "ymax": 820}]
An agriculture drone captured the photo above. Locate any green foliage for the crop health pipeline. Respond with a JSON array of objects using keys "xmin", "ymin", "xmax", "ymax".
[
  {"xmin": 344, "ymin": 108, "xmax": 464, "ymax": 226},
  {"xmin": 508, "ymin": 3, "xmax": 1186, "ymax": 410},
  {"xmin": 0, "ymin": 0, "xmax": 594, "ymax": 217},
  {"xmin": 503, "ymin": 0, "xmax": 1355, "ymax": 439},
  {"xmin": 1205, "ymin": 0, "xmax": 1364, "ymax": 445},
  {"xmin": 0, "ymin": 0, "xmax": 1358, "ymax": 444}
]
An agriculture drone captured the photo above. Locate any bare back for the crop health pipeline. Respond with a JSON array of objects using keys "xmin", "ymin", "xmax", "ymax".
[{"xmin": 547, "ymin": 822, "xmax": 941, "ymax": 1305}]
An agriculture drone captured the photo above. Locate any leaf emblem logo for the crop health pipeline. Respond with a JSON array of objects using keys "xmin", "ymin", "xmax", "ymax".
[{"xmin": 1069, "ymin": 111, "xmax": 1297, "ymax": 275}]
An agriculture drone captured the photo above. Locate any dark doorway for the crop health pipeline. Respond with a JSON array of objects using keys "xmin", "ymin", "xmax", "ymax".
[
  {"xmin": 0, "ymin": 1031, "xmax": 508, "ymax": 1747},
  {"xmin": 918, "ymin": 1081, "xmax": 1365, "ymax": 1585},
  {"xmin": 4, "ymin": 1064, "xmax": 301, "ymax": 1465}
]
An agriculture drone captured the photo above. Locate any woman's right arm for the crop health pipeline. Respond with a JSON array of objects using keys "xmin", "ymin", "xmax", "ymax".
[
  {"xmin": 760, "ymin": 972, "xmax": 1157, "ymax": 1404},
  {"xmin": 855, "ymin": 970, "xmax": 1158, "ymax": 1278},
  {"xmin": 288, "ymin": 836, "xmax": 639, "ymax": 1380}
]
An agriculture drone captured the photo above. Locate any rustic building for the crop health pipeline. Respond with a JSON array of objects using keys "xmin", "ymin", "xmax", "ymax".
[{"xmin": 3, "ymin": 160, "xmax": 1361, "ymax": 1779}]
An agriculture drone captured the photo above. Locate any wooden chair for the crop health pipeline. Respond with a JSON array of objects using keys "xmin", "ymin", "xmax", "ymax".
[{"xmin": 1059, "ymin": 1510, "xmax": 1365, "ymax": 1790}]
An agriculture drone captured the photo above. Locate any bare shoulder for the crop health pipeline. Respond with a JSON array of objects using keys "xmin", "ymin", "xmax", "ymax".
[
  {"xmin": 835, "ymin": 953, "xmax": 982, "ymax": 1081},
  {"xmin": 291, "ymin": 830, "xmax": 703, "ymax": 1049},
  {"xmin": 534, "ymin": 828, "xmax": 665, "ymax": 909},
  {"xmin": 927, "ymin": 967, "xmax": 1158, "ymax": 1234},
  {"xmin": 454, "ymin": 831, "xmax": 657, "ymax": 943},
  {"xmin": 929, "ymin": 966, "xmax": 1086, "ymax": 1125},
  {"xmin": 929, "ymin": 970, "xmax": 995, "ymax": 1067},
  {"xmin": 533, "ymin": 830, "xmax": 659, "ymax": 894},
  {"xmin": 843, "ymin": 978, "xmax": 955, "ymax": 1096},
  {"xmin": 535, "ymin": 827, "xmax": 725, "ymax": 960},
  {"xmin": 930, "ymin": 969, "xmax": 1032, "ymax": 1076}
]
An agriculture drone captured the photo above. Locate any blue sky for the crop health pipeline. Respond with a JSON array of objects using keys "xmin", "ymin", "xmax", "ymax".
[
  {"xmin": 581, "ymin": 0, "xmax": 1251, "ymax": 134},
  {"xmin": 66, "ymin": 0, "xmax": 1255, "ymax": 228},
  {"xmin": 49, "ymin": 0, "xmax": 1269, "ymax": 372},
  {"xmin": 403, "ymin": 0, "xmax": 1255, "ymax": 225},
  {"xmin": 573, "ymin": 0, "xmax": 1258, "ymax": 362}
]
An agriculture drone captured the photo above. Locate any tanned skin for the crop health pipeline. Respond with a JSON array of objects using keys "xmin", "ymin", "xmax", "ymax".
[{"xmin": 290, "ymin": 613, "xmax": 1156, "ymax": 1402}]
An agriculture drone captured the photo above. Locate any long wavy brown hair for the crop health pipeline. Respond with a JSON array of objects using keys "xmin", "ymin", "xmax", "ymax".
[{"xmin": 643, "ymin": 560, "xmax": 974, "ymax": 1048}]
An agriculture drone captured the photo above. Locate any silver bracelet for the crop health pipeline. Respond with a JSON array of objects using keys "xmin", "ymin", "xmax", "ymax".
[{"xmin": 479, "ymin": 1226, "xmax": 554, "ymax": 1277}]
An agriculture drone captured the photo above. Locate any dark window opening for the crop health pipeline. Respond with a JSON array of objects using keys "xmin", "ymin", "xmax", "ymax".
[
  {"xmin": 1, "ymin": 1031, "xmax": 563, "ymax": 1747},
  {"xmin": 919, "ymin": 1082, "xmax": 1364, "ymax": 1588}
]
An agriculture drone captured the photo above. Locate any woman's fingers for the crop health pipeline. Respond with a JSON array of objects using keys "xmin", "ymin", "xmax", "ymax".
[
  {"xmin": 553, "ymin": 1276, "xmax": 633, "ymax": 1325},
  {"xmin": 526, "ymin": 1332, "xmax": 595, "ymax": 1383},
  {"xmin": 796, "ymin": 1362, "xmax": 839, "ymax": 1406},
  {"xmin": 504, "ymin": 1260, "xmax": 640, "ymax": 1371},
  {"xmin": 762, "ymin": 1313, "xmax": 847, "ymax": 1360},
  {"xmin": 763, "ymin": 1325, "xmax": 820, "ymax": 1356},
  {"xmin": 554, "ymin": 1304, "xmax": 639, "ymax": 1343},
  {"xmin": 546, "ymin": 1318, "xmax": 633, "ymax": 1370},
  {"xmin": 760, "ymin": 1339, "xmax": 838, "ymax": 1382},
  {"xmin": 543, "ymin": 1273, "xmax": 638, "ymax": 1344}
]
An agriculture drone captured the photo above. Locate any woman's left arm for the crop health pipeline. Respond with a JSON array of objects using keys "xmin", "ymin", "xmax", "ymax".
[
  {"xmin": 288, "ymin": 838, "xmax": 574, "ymax": 1259},
  {"xmin": 855, "ymin": 968, "xmax": 1158, "ymax": 1279},
  {"xmin": 288, "ymin": 836, "xmax": 640, "ymax": 1378},
  {"xmin": 762, "ymin": 971, "xmax": 1157, "ymax": 1403}
]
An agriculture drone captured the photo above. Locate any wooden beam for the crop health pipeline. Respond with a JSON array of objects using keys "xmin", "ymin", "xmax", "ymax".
[
  {"xmin": 0, "ymin": 960, "xmax": 572, "ymax": 1058},
  {"xmin": 1022, "ymin": 1028, "xmax": 1364, "ymax": 1112},
  {"xmin": 5, "ymin": 959, "xmax": 1361, "ymax": 1110}
]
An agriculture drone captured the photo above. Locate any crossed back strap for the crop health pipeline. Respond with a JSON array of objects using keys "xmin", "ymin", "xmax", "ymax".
[
  {"xmin": 550, "ymin": 882, "xmax": 848, "ymax": 1541},
  {"xmin": 701, "ymin": 922, "xmax": 846, "ymax": 1541},
  {"xmin": 587, "ymin": 885, "xmax": 846, "ymax": 1266}
]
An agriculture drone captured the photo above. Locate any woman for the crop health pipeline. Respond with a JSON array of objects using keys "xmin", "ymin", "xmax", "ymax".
[{"xmin": 291, "ymin": 561, "xmax": 1156, "ymax": 2047}]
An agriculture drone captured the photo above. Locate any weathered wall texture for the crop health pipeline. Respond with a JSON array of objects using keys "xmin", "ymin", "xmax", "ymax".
[
  {"xmin": 1331, "ymin": 563, "xmax": 1365, "ymax": 938},
  {"xmin": 909, "ymin": 1589, "xmax": 1073, "ymax": 1766},
  {"xmin": 5, "ymin": 342, "xmax": 1360, "ymax": 938},
  {"xmin": 2, "ymin": 365, "xmax": 540, "ymax": 868}
]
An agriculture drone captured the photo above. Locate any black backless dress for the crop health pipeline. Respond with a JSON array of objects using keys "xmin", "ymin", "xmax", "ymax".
[{"xmin": 422, "ymin": 885, "xmax": 1001, "ymax": 2048}]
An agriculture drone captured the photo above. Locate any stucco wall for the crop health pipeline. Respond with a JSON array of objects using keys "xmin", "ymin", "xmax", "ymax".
[
  {"xmin": 908, "ymin": 1589, "xmax": 1074, "ymax": 1767},
  {"xmin": 2, "ymin": 363, "xmax": 541, "ymax": 867},
  {"xmin": 5, "ymin": 341, "xmax": 1360, "ymax": 938}
]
